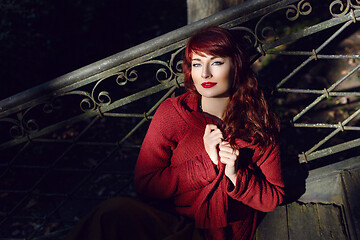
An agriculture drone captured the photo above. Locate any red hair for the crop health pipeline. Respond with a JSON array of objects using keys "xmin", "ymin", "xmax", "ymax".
[{"xmin": 182, "ymin": 26, "xmax": 279, "ymax": 149}]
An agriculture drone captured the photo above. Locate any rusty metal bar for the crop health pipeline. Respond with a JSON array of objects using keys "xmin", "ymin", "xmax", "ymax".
[
  {"xmin": 267, "ymin": 52, "xmax": 360, "ymax": 59},
  {"xmin": 292, "ymin": 63, "xmax": 360, "ymax": 122},
  {"xmin": 277, "ymin": 88, "xmax": 360, "ymax": 96},
  {"xmin": 276, "ymin": 18, "xmax": 355, "ymax": 89},
  {"xmin": 103, "ymin": 113, "xmax": 154, "ymax": 118},
  {"xmin": 294, "ymin": 123, "xmax": 360, "ymax": 130},
  {"xmin": 305, "ymin": 108, "xmax": 360, "ymax": 156},
  {"xmin": 299, "ymin": 138, "xmax": 360, "ymax": 163}
]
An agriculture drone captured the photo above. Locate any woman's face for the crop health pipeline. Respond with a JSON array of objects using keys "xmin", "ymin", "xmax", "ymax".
[{"xmin": 191, "ymin": 52, "xmax": 234, "ymax": 99}]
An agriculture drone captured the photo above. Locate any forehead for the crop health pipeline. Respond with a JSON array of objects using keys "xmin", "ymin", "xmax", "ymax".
[{"xmin": 191, "ymin": 51, "xmax": 224, "ymax": 61}]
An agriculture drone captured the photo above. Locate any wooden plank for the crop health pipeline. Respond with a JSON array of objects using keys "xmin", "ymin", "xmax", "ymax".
[
  {"xmin": 341, "ymin": 169, "xmax": 360, "ymax": 239},
  {"xmin": 255, "ymin": 202, "xmax": 349, "ymax": 240},
  {"xmin": 287, "ymin": 202, "xmax": 322, "ymax": 240},
  {"xmin": 316, "ymin": 203, "xmax": 349, "ymax": 240},
  {"xmin": 255, "ymin": 205, "xmax": 288, "ymax": 240}
]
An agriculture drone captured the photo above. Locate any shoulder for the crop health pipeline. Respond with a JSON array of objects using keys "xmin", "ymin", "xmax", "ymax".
[
  {"xmin": 154, "ymin": 92, "xmax": 194, "ymax": 118},
  {"xmin": 154, "ymin": 94, "xmax": 184, "ymax": 118},
  {"xmin": 150, "ymin": 93, "xmax": 190, "ymax": 138}
]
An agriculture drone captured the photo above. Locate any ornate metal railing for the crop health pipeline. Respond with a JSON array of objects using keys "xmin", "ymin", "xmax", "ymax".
[{"xmin": 0, "ymin": 0, "xmax": 359, "ymax": 238}]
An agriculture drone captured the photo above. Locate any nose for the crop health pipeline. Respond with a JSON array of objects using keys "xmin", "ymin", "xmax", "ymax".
[{"xmin": 201, "ymin": 65, "xmax": 212, "ymax": 79}]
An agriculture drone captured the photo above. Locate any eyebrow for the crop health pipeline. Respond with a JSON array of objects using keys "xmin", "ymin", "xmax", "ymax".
[{"xmin": 192, "ymin": 56, "xmax": 223, "ymax": 62}]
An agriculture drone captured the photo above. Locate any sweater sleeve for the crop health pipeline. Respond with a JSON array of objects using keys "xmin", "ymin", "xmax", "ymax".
[
  {"xmin": 227, "ymin": 144, "xmax": 284, "ymax": 212},
  {"xmin": 134, "ymin": 99, "xmax": 217, "ymax": 200}
]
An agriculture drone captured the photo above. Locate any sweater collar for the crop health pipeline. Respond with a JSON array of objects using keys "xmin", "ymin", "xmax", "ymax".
[
  {"xmin": 173, "ymin": 92, "xmax": 255, "ymax": 148},
  {"xmin": 174, "ymin": 92, "xmax": 220, "ymax": 130}
]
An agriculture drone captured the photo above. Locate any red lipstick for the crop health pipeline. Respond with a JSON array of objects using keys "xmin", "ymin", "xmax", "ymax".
[{"xmin": 201, "ymin": 82, "xmax": 217, "ymax": 88}]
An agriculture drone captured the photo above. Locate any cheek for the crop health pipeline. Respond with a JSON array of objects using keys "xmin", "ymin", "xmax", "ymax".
[
  {"xmin": 226, "ymin": 67, "xmax": 234, "ymax": 84},
  {"xmin": 220, "ymin": 69, "xmax": 232, "ymax": 85},
  {"xmin": 191, "ymin": 69, "xmax": 201, "ymax": 84}
]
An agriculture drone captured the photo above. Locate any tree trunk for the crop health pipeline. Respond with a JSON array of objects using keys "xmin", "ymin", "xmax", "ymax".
[{"xmin": 187, "ymin": 0, "xmax": 245, "ymax": 24}]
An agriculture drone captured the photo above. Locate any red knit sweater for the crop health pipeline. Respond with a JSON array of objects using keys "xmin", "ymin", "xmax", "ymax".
[{"xmin": 134, "ymin": 92, "xmax": 284, "ymax": 240}]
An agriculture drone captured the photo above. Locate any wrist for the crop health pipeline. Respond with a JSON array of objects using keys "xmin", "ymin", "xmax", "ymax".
[
  {"xmin": 226, "ymin": 173, "xmax": 237, "ymax": 187},
  {"xmin": 209, "ymin": 152, "xmax": 218, "ymax": 165}
]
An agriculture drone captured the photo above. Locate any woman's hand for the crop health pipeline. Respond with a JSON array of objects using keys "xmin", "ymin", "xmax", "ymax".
[
  {"xmin": 219, "ymin": 141, "xmax": 239, "ymax": 186},
  {"xmin": 203, "ymin": 124, "xmax": 223, "ymax": 165}
]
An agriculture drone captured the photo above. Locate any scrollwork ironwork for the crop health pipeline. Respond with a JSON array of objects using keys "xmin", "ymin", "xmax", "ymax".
[
  {"xmin": 1, "ymin": 114, "xmax": 38, "ymax": 140},
  {"xmin": 231, "ymin": 0, "xmax": 312, "ymax": 50},
  {"xmin": 53, "ymin": 47, "xmax": 185, "ymax": 115},
  {"xmin": 116, "ymin": 60, "xmax": 171, "ymax": 86},
  {"xmin": 0, "ymin": 118, "xmax": 23, "ymax": 139},
  {"xmin": 80, "ymin": 97, "xmax": 96, "ymax": 112},
  {"xmin": 0, "ymin": 97, "xmax": 68, "ymax": 140},
  {"xmin": 231, "ymin": 26, "xmax": 259, "ymax": 48},
  {"xmin": 97, "ymin": 91, "xmax": 111, "ymax": 105},
  {"xmin": 20, "ymin": 107, "xmax": 40, "ymax": 135},
  {"xmin": 23, "ymin": 119, "xmax": 39, "ymax": 133},
  {"xmin": 286, "ymin": 0, "xmax": 312, "ymax": 21},
  {"xmin": 63, "ymin": 90, "xmax": 97, "ymax": 112},
  {"xmin": 116, "ymin": 70, "xmax": 138, "ymax": 86},
  {"xmin": 255, "ymin": 0, "xmax": 312, "ymax": 41},
  {"xmin": 330, "ymin": 0, "xmax": 360, "ymax": 18},
  {"xmin": 170, "ymin": 47, "xmax": 185, "ymax": 75},
  {"xmin": 116, "ymin": 47, "xmax": 184, "ymax": 87},
  {"xmin": 42, "ymin": 98, "xmax": 62, "ymax": 114},
  {"xmin": 9, "ymin": 124, "xmax": 23, "ymax": 139}
]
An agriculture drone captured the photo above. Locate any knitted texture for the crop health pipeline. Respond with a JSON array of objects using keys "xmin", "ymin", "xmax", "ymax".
[{"xmin": 135, "ymin": 92, "xmax": 284, "ymax": 240}]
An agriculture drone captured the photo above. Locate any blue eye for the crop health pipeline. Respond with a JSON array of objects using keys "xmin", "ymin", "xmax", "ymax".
[
  {"xmin": 213, "ymin": 61, "xmax": 224, "ymax": 65},
  {"xmin": 192, "ymin": 63, "xmax": 201, "ymax": 67}
]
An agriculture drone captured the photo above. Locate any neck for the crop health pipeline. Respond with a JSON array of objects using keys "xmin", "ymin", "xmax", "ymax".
[{"xmin": 201, "ymin": 96, "xmax": 229, "ymax": 120}]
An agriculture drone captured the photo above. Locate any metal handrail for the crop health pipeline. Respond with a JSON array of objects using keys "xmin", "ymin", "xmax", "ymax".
[
  {"xmin": 0, "ymin": 0, "xmax": 296, "ymax": 118},
  {"xmin": 0, "ymin": 1, "xmax": 359, "ymax": 160}
]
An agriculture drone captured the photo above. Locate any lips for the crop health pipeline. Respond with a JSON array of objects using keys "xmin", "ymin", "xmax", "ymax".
[{"xmin": 201, "ymin": 82, "xmax": 217, "ymax": 88}]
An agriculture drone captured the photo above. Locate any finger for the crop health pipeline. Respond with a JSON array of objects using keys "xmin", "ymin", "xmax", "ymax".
[
  {"xmin": 219, "ymin": 147, "xmax": 239, "ymax": 157},
  {"xmin": 204, "ymin": 130, "xmax": 222, "ymax": 142},
  {"xmin": 204, "ymin": 124, "xmax": 218, "ymax": 135},
  {"xmin": 209, "ymin": 131, "xmax": 223, "ymax": 141},
  {"xmin": 211, "ymin": 129, "xmax": 224, "ymax": 139},
  {"xmin": 219, "ymin": 143, "xmax": 231, "ymax": 150},
  {"xmin": 219, "ymin": 144, "xmax": 234, "ymax": 153},
  {"xmin": 220, "ymin": 141, "xmax": 231, "ymax": 146},
  {"xmin": 219, "ymin": 150, "xmax": 236, "ymax": 159},
  {"xmin": 233, "ymin": 149, "xmax": 239, "ymax": 157},
  {"xmin": 206, "ymin": 138, "xmax": 222, "ymax": 149},
  {"xmin": 205, "ymin": 133, "xmax": 223, "ymax": 146},
  {"xmin": 219, "ymin": 157, "xmax": 228, "ymax": 164},
  {"xmin": 219, "ymin": 156, "xmax": 235, "ymax": 165},
  {"xmin": 220, "ymin": 142, "xmax": 239, "ymax": 155}
]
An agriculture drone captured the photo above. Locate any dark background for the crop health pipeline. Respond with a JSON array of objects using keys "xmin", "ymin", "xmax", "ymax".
[{"xmin": 0, "ymin": 0, "xmax": 187, "ymax": 100}]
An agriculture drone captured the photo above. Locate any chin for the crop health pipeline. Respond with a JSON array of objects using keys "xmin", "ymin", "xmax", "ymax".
[
  {"xmin": 198, "ymin": 91, "xmax": 229, "ymax": 99},
  {"xmin": 194, "ymin": 86, "xmax": 230, "ymax": 99}
]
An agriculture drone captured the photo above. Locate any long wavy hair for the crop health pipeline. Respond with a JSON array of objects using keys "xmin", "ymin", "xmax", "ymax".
[{"xmin": 182, "ymin": 26, "xmax": 279, "ymax": 149}]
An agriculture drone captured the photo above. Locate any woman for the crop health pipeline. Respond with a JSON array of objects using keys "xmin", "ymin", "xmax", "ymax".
[
  {"xmin": 65, "ymin": 26, "xmax": 284, "ymax": 240},
  {"xmin": 134, "ymin": 26, "xmax": 284, "ymax": 240}
]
